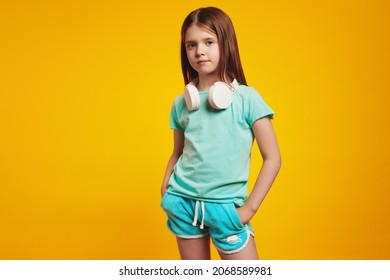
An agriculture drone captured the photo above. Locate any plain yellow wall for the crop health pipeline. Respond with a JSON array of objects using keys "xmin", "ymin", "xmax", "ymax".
[{"xmin": 0, "ymin": 0, "xmax": 389, "ymax": 259}]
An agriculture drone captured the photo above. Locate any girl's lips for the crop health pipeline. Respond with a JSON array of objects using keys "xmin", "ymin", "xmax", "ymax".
[{"xmin": 197, "ymin": 60, "xmax": 209, "ymax": 64}]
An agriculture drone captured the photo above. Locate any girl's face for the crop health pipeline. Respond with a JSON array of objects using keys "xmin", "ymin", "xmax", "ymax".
[{"xmin": 184, "ymin": 24, "xmax": 220, "ymax": 80}]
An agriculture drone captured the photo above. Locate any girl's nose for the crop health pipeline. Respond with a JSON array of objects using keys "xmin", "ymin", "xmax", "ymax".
[{"xmin": 195, "ymin": 45, "xmax": 205, "ymax": 56}]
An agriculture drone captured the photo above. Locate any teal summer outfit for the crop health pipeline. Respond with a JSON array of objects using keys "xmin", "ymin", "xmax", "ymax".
[{"xmin": 161, "ymin": 85, "xmax": 274, "ymax": 254}]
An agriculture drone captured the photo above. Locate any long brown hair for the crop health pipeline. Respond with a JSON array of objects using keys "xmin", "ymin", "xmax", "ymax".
[{"xmin": 180, "ymin": 7, "xmax": 247, "ymax": 86}]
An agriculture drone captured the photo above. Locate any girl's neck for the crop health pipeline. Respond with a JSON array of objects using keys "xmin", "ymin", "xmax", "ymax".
[{"xmin": 196, "ymin": 75, "xmax": 232, "ymax": 92}]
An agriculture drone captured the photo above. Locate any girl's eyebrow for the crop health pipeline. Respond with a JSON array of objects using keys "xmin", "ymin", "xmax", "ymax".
[
  {"xmin": 203, "ymin": 37, "xmax": 216, "ymax": 41},
  {"xmin": 185, "ymin": 37, "xmax": 217, "ymax": 43}
]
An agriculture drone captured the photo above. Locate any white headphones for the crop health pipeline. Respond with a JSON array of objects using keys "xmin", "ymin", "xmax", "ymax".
[{"xmin": 184, "ymin": 79, "xmax": 239, "ymax": 111}]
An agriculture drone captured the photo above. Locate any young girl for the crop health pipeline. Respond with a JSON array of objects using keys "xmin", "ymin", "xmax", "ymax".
[{"xmin": 161, "ymin": 7, "xmax": 281, "ymax": 260}]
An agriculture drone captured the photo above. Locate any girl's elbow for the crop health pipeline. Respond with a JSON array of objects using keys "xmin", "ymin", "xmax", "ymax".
[
  {"xmin": 265, "ymin": 154, "xmax": 282, "ymax": 171},
  {"xmin": 276, "ymin": 155, "xmax": 282, "ymax": 171},
  {"xmin": 274, "ymin": 149, "xmax": 282, "ymax": 169}
]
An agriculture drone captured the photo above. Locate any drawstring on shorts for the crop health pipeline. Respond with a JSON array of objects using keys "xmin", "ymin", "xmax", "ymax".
[{"xmin": 192, "ymin": 200, "xmax": 205, "ymax": 229}]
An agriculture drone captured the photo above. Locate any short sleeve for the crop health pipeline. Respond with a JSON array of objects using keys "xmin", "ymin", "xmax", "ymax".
[
  {"xmin": 169, "ymin": 97, "xmax": 185, "ymax": 130},
  {"xmin": 245, "ymin": 87, "xmax": 275, "ymax": 127}
]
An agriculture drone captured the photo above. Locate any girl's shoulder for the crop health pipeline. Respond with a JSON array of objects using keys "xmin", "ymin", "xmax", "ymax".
[
  {"xmin": 236, "ymin": 85, "xmax": 275, "ymax": 121},
  {"xmin": 170, "ymin": 93, "xmax": 187, "ymax": 114},
  {"xmin": 235, "ymin": 85, "xmax": 264, "ymax": 100},
  {"xmin": 172, "ymin": 93, "xmax": 185, "ymax": 106}
]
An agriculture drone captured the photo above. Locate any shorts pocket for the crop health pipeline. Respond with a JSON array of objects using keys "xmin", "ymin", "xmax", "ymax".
[
  {"xmin": 160, "ymin": 192, "xmax": 172, "ymax": 212},
  {"xmin": 229, "ymin": 203, "xmax": 244, "ymax": 229},
  {"xmin": 207, "ymin": 203, "xmax": 244, "ymax": 231},
  {"xmin": 160, "ymin": 193, "xmax": 182, "ymax": 216}
]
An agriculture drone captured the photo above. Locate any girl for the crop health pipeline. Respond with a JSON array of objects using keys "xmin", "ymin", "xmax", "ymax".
[{"xmin": 161, "ymin": 7, "xmax": 281, "ymax": 260}]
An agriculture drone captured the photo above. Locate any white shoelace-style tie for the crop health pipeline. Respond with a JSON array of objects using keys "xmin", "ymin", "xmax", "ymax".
[{"xmin": 192, "ymin": 200, "xmax": 205, "ymax": 229}]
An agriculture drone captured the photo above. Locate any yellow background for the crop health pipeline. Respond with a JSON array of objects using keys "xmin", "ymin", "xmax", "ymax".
[{"xmin": 1, "ymin": 0, "xmax": 389, "ymax": 259}]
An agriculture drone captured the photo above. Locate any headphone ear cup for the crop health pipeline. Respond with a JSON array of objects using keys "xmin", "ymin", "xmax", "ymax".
[
  {"xmin": 208, "ymin": 82, "xmax": 233, "ymax": 110},
  {"xmin": 184, "ymin": 84, "xmax": 200, "ymax": 110}
]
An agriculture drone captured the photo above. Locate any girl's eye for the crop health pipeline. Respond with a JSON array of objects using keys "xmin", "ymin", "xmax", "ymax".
[
  {"xmin": 206, "ymin": 41, "xmax": 214, "ymax": 45},
  {"xmin": 187, "ymin": 43, "xmax": 196, "ymax": 49}
]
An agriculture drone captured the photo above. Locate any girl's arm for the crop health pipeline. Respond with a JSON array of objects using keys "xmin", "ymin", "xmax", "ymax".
[
  {"xmin": 161, "ymin": 129, "xmax": 185, "ymax": 197},
  {"xmin": 237, "ymin": 116, "xmax": 281, "ymax": 224}
]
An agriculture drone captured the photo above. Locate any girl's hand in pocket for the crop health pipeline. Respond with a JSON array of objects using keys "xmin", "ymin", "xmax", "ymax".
[
  {"xmin": 161, "ymin": 185, "xmax": 168, "ymax": 198},
  {"xmin": 236, "ymin": 205, "xmax": 256, "ymax": 225}
]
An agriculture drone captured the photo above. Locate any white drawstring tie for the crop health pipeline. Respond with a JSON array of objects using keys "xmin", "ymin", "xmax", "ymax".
[{"xmin": 192, "ymin": 200, "xmax": 205, "ymax": 229}]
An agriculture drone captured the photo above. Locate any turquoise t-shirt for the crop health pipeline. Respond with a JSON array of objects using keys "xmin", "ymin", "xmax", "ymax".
[{"xmin": 167, "ymin": 85, "xmax": 274, "ymax": 206}]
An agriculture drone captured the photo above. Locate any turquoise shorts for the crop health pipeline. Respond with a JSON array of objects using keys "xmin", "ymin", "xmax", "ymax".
[{"xmin": 161, "ymin": 193, "xmax": 255, "ymax": 254}]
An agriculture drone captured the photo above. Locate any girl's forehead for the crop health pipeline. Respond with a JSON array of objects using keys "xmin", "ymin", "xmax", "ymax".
[{"xmin": 185, "ymin": 24, "xmax": 217, "ymax": 40}]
